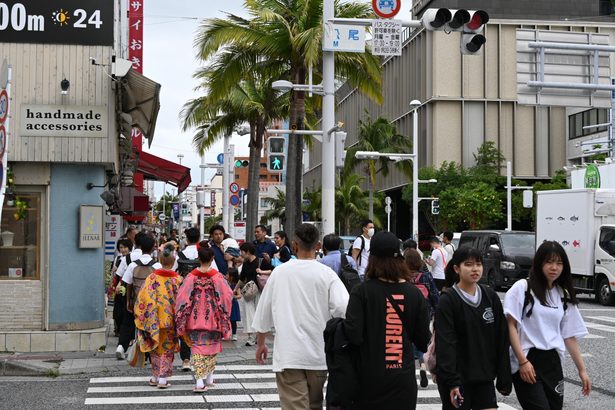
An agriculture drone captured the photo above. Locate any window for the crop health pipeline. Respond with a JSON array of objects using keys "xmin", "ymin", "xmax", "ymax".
[
  {"xmin": 260, "ymin": 199, "xmax": 269, "ymax": 208},
  {"xmin": 599, "ymin": 227, "xmax": 615, "ymax": 256},
  {"xmin": 260, "ymin": 163, "xmax": 267, "ymax": 169},
  {"xmin": 259, "ymin": 175, "xmax": 267, "ymax": 180},
  {"xmin": 568, "ymin": 108, "xmax": 609, "ymax": 139},
  {"xmin": 0, "ymin": 192, "xmax": 41, "ymax": 279}
]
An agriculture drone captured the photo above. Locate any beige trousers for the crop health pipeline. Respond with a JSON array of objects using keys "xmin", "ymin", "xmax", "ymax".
[{"xmin": 275, "ymin": 368, "xmax": 328, "ymax": 410}]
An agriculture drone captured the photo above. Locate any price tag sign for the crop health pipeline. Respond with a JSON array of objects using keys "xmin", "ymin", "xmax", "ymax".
[{"xmin": 372, "ymin": 19, "xmax": 402, "ymax": 57}]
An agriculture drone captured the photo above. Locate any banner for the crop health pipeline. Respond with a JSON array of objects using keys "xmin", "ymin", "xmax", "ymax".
[
  {"xmin": 0, "ymin": 0, "xmax": 114, "ymax": 46},
  {"xmin": 0, "ymin": 59, "xmax": 11, "ymax": 228},
  {"xmin": 128, "ymin": 0, "xmax": 145, "ymax": 191}
]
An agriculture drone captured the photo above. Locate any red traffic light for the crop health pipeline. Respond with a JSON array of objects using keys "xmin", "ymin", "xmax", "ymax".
[{"xmin": 466, "ymin": 10, "xmax": 489, "ymax": 31}]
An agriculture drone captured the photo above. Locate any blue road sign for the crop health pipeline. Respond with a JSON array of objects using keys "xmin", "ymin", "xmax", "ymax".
[
  {"xmin": 172, "ymin": 203, "xmax": 180, "ymax": 220},
  {"xmin": 230, "ymin": 194, "xmax": 240, "ymax": 206},
  {"xmin": 217, "ymin": 153, "xmax": 224, "ymax": 164}
]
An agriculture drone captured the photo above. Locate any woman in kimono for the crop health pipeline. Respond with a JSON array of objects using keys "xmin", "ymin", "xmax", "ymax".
[
  {"xmin": 134, "ymin": 242, "xmax": 183, "ymax": 389},
  {"xmin": 175, "ymin": 246, "xmax": 233, "ymax": 393}
]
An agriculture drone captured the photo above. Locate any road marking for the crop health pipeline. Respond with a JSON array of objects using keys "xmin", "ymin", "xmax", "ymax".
[
  {"xmin": 584, "ymin": 333, "xmax": 605, "ymax": 339},
  {"xmin": 87, "ymin": 382, "xmax": 244, "ymax": 393},
  {"xmin": 579, "ymin": 308, "xmax": 615, "ymax": 311},
  {"xmin": 85, "ymin": 396, "xmax": 205, "ymax": 405},
  {"xmin": 584, "ymin": 321, "xmax": 615, "ymax": 333},
  {"xmin": 204, "ymin": 394, "xmax": 252, "ymax": 403},
  {"xmin": 586, "ymin": 316, "xmax": 615, "ymax": 324}
]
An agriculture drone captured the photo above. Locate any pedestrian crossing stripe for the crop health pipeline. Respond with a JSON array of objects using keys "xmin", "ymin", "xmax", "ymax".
[{"xmin": 85, "ymin": 365, "xmax": 517, "ymax": 409}]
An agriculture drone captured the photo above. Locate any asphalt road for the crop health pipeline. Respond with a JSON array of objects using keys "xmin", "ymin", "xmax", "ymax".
[{"xmin": 1, "ymin": 292, "xmax": 614, "ymax": 410}]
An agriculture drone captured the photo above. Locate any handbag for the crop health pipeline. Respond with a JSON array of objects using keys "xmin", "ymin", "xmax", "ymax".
[
  {"xmin": 256, "ymin": 272, "xmax": 270, "ymax": 290},
  {"xmin": 241, "ymin": 280, "xmax": 259, "ymax": 301},
  {"xmin": 126, "ymin": 340, "xmax": 145, "ymax": 368}
]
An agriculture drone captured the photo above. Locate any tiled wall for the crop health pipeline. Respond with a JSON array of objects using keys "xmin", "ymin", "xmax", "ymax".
[{"xmin": 0, "ymin": 281, "xmax": 43, "ymax": 330}]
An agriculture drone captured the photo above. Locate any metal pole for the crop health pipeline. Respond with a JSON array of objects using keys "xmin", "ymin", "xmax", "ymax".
[
  {"xmin": 321, "ymin": 0, "xmax": 335, "ymax": 236},
  {"xmin": 222, "ymin": 135, "xmax": 230, "ymax": 232},
  {"xmin": 177, "ymin": 154, "xmax": 184, "ymax": 236},
  {"xmin": 200, "ymin": 154, "xmax": 205, "ymax": 240},
  {"xmin": 387, "ymin": 208, "xmax": 390, "ymax": 232},
  {"xmin": 507, "ymin": 161, "xmax": 512, "ymax": 231},
  {"xmin": 412, "ymin": 107, "xmax": 419, "ymax": 241},
  {"xmin": 228, "ymin": 144, "xmax": 235, "ymax": 237}
]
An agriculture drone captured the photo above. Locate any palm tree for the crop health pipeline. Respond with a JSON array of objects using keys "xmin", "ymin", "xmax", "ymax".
[
  {"xmin": 181, "ymin": 60, "xmax": 288, "ymax": 237},
  {"xmin": 193, "ymin": 0, "xmax": 383, "ymax": 237},
  {"xmin": 343, "ymin": 115, "xmax": 413, "ymax": 219},
  {"xmin": 260, "ymin": 187, "xmax": 286, "ymax": 227},
  {"xmin": 335, "ymin": 173, "xmax": 370, "ymax": 234}
]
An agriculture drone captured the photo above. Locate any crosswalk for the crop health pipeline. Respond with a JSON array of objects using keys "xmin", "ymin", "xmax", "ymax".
[{"xmin": 84, "ymin": 364, "xmax": 519, "ymax": 409}]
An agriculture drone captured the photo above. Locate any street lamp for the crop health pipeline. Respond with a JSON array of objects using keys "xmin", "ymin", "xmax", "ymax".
[{"xmin": 410, "ymin": 100, "xmax": 421, "ymax": 241}]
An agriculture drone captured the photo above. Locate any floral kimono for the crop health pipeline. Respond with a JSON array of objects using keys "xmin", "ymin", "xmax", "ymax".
[{"xmin": 175, "ymin": 268, "xmax": 232, "ymax": 379}]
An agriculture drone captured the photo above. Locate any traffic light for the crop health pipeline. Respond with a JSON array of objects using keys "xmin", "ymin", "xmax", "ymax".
[
  {"xmin": 431, "ymin": 199, "xmax": 440, "ymax": 215},
  {"xmin": 460, "ymin": 10, "xmax": 489, "ymax": 55},
  {"xmin": 421, "ymin": 8, "xmax": 489, "ymax": 55},
  {"xmin": 335, "ymin": 131, "xmax": 347, "ymax": 169},
  {"xmin": 268, "ymin": 136, "xmax": 285, "ymax": 154},
  {"xmin": 234, "ymin": 159, "xmax": 249, "ymax": 168},
  {"xmin": 268, "ymin": 155, "xmax": 285, "ymax": 172}
]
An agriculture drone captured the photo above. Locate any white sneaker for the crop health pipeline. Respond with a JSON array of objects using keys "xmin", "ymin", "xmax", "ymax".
[
  {"xmin": 231, "ymin": 334, "xmax": 238, "ymax": 341},
  {"xmin": 115, "ymin": 345, "xmax": 125, "ymax": 360},
  {"xmin": 182, "ymin": 359, "xmax": 191, "ymax": 371}
]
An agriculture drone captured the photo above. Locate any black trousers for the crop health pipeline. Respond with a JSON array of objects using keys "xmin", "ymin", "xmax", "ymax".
[
  {"xmin": 112, "ymin": 293, "xmax": 126, "ymax": 335},
  {"xmin": 231, "ymin": 321, "xmax": 238, "ymax": 335},
  {"xmin": 513, "ymin": 348, "xmax": 564, "ymax": 410},
  {"xmin": 118, "ymin": 309, "xmax": 135, "ymax": 351},
  {"xmin": 434, "ymin": 278, "xmax": 446, "ymax": 291},
  {"xmin": 180, "ymin": 338, "xmax": 191, "ymax": 361}
]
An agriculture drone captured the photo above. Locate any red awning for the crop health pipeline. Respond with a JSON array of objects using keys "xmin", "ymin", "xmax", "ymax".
[{"xmin": 137, "ymin": 151, "xmax": 191, "ymax": 193}]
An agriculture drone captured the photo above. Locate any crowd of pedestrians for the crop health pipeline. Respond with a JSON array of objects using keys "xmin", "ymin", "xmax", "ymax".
[{"xmin": 106, "ymin": 221, "xmax": 592, "ymax": 409}]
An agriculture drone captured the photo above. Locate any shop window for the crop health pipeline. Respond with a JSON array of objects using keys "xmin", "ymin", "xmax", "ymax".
[{"xmin": 0, "ymin": 192, "xmax": 41, "ymax": 279}]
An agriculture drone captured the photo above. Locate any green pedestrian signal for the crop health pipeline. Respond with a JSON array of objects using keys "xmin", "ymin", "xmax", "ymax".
[{"xmin": 268, "ymin": 154, "xmax": 285, "ymax": 172}]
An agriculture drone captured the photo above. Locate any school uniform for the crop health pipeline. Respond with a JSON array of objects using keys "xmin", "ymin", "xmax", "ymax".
[
  {"xmin": 435, "ymin": 284, "xmax": 512, "ymax": 410},
  {"xmin": 504, "ymin": 280, "xmax": 587, "ymax": 409}
]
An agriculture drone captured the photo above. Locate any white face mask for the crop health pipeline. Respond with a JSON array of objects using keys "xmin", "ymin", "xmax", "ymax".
[{"xmin": 367, "ymin": 228, "xmax": 375, "ymax": 238}]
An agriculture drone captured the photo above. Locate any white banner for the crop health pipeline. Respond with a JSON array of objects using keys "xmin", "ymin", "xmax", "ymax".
[
  {"xmin": 20, "ymin": 104, "xmax": 107, "ymax": 138},
  {"xmin": 0, "ymin": 59, "xmax": 11, "ymax": 229}
]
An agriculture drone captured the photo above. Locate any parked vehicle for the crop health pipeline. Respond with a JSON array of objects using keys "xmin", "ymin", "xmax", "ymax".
[
  {"xmin": 458, "ymin": 230, "xmax": 535, "ymax": 290},
  {"xmin": 536, "ymin": 188, "xmax": 615, "ymax": 306}
]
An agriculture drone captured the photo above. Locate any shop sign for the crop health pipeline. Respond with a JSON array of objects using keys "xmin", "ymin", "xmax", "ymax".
[
  {"xmin": 80, "ymin": 205, "xmax": 103, "ymax": 248},
  {"xmin": 20, "ymin": 104, "xmax": 107, "ymax": 138},
  {"xmin": 0, "ymin": 0, "xmax": 114, "ymax": 46},
  {"xmin": 584, "ymin": 164, "xmax": 601, "ymax": 188}
]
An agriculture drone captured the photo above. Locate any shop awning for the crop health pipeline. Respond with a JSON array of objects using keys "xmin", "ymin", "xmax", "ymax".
[
  {"xmin": 120, "ymin": 69, "xmax": 161, "ymax": 147},
  {"xmin": 137, "ymin": 151, "xmax": 191, "ymax": 193}
]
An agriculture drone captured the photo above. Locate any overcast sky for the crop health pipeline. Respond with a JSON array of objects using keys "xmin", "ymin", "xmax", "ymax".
[{"xmin": 142, "ymin": 0, "xmax": 412, "ymax": 196}]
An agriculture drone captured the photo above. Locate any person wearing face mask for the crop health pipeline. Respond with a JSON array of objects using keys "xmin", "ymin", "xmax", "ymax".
[{"xmin": 352, "ymin": 220, "xmax": 375, "ymax": 280}]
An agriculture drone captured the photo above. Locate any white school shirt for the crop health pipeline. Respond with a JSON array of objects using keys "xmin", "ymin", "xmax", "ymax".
[
  {"xmin": 122, "ymin": 254, "xmax": 154, "ymax": 285},
  {"xmin": 251, "ymin": 258, "xmax": 349, "ymax": 372},
  {"xmin": 443, "ymin": 243, "xmax": 455, "ymax": 262},
  {"xmin": 429, "ymin": 247, "xmax": 447, "ymax": 280},
  {"xmin": 352, "ymin": 235, "xmax": 371, "ymax": 277},
  {"xmin": 151, "ymin": 245, "xmax": 218, "ymax": 271},
  {"xmin": 504, "ymin": 279, "xmax": 587, "ymax": 373},
  {"xmin": 116, "ymin": 248, "xmax": 143, "ymax": 279}
]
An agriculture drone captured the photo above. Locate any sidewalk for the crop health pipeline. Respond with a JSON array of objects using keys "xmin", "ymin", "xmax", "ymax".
[{"xmin": 0, "ymin": 308, "xmax": 264, "ymax": 377}]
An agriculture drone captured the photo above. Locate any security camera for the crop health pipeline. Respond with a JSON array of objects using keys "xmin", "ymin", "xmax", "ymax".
[{"xmin": 89, "ymin": 57, "xmax": 97, "ymax": 65}]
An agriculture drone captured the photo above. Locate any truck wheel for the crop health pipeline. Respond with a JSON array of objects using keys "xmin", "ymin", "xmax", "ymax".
[{"xmin": 597, "ymin": 277, "xmax": 615, "ymax": 306}]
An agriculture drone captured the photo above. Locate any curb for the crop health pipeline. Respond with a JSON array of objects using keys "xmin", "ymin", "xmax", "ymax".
[{"xmin": 0, "ymin": 358, "xmax": 56, "ymax": 377}]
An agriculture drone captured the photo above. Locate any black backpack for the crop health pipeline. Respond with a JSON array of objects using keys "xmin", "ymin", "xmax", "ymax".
[
  {"xmin": 176, "ymin": 250, "xmax": 200, "ymax": 277},
  {"xmin": 339, "ymin": 252, "xmax": 361, "ymax": 293}
]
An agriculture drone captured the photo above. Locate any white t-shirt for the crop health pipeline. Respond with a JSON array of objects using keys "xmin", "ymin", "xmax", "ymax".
[
  {"xmin": 116, "ymin": 248, "xmax": 143, "ymax": 279},
  {"xmin": 443, "ymin": 243, "xmax": 455, "ymax": 262},
  {"xmin": 504, "ymin": 279, "xmax": 588, "ymax": 373},
  {"xmin": 429, "ymin": 247, "xmax": 447, "ymax": 280},
  {"xmin": 352, "ymin": 236, "xmax": 371, "ymax": 277},
  {"xmin": 251, "ymin": 258, "xmax": 349, "ymax": 372}
]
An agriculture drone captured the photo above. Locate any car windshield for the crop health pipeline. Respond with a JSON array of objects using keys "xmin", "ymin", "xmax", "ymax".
[{"xmin": 500, "ymin": 234, "xmax": 535, "ymax": 254}]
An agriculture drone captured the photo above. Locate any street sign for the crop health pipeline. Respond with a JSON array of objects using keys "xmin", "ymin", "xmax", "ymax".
[
  {"xmin": 234, "ymin": 221, "xmax": 246, "ymax": 242},
  {"xmin": 372, "ymin": 0, "xmax": 401, "ymax": 19},
  {"xmin": 385, "ymin": 196, "xmax": 392, "ymax": 205},
  {"xmin": 323, "ymin": 22, "xmax": 365, "ymax": 53},
  {"xmin": 159, "ymin": 213, "xmax": 166, "ymax": 222},
  {"xmin": 0, "ymin": 89, "xmax": 8, "ymax": 124},
  {"xmin": 230, "ymin": 194, "xmax": 240, "ymax": 206},
  {"xmin": 229, "ymin": 182, "xmax": 240, "ymax": 193},
  {"xmin": 217, "ymin": 153, "xmax": 224, "ymax": 164},
  {"xmin": 372, "ymin": 19, "xmax": 402, "ymax": 56},
  {"xmin": 0, "ymin": 126, "xmax": 6, "ymax": 159}
]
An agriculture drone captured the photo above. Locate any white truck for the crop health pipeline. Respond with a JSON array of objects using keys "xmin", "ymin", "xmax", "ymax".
[{"xmin": 536, "ymin": 188, "xmax": 615, "ymax": 306}]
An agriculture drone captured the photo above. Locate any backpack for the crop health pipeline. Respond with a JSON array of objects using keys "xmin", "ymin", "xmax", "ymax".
[
  {"xmin": 176, "ymin": 250, "xmax": 200, "ymax": 277},
  {"xmin": 131, "ymin": 259, "xmax": 156, "ymax": 302},
  {"xmin": 349, "ymin": 236, "xmax": 365, "ymax": 266},
  {"xmin": 412, "ymin": 272, "xmax": 429, "ymax": 299},
  {"xmin": 339, "ymin": 252, "xmax": 361, "ymax": 293}
]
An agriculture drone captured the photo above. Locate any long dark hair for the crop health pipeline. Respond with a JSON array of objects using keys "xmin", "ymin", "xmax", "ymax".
[
  {"xmin": 275, "ymin": 231, "xmax": 291, "ymax": 249},
  {"xmin": 444, "ymin": 246, "xmax": 483, "ymax": 288},
  {"xmin": 529, "ymin": 241, "xmax": 578, "ymax": 306},
  {"xmin": 365, "ymin": 254, "xmax": 411, "ymax": 282}
]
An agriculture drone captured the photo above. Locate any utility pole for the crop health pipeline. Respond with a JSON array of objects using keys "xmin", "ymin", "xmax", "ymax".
[{"xmin": 321, "ymin": 0, "xmax": 335, "ymax": 236}]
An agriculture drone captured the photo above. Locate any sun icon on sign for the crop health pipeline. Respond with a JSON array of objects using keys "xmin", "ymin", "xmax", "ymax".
[{"xmin": 52, "ymin": 9, "xmax": 70, "ymax": 26}]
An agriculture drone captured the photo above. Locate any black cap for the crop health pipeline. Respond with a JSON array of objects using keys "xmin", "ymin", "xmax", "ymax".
[{"xmin": 370, "ymin": 231, "xmax": 403, "ymax": 259}]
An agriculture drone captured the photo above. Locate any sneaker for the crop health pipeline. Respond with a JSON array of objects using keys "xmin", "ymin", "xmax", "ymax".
[
  {"xmin": 245, "ymin": 338, "xmax": 256, "ymax": 347},
  {"xmin": 182, "ymin": 359, "xmax": 191, "ymax": 371},
  {"xmin": 419, "ymin": 369, "xmax": 428, "ymax": 388},
  {"xmin": 115, "ymin": 345, "xmax": 125, "ymax": 360},
  {"xmin": 231, "ymin": 334, "xmax": 238, "ymax": 341}
]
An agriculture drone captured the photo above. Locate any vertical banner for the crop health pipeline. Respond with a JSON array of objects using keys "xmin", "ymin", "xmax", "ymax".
[
  {"xmin": 128, "ymin": 0, "xmax": 145, "ymax": 192},
  {"xmin": 0, "ymin": 59, "xmax": 12, "ymax": 227}
]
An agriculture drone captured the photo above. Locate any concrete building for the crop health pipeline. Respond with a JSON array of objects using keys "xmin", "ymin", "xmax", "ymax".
[{"xmin": 303, "ymin": 16, "xmax": 615, "ymax": 239}]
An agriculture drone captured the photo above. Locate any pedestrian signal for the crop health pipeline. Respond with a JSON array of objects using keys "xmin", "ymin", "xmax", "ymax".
[{"xmin": 268, "ymin": 154, "xmax": 285, "ymax": 172}]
